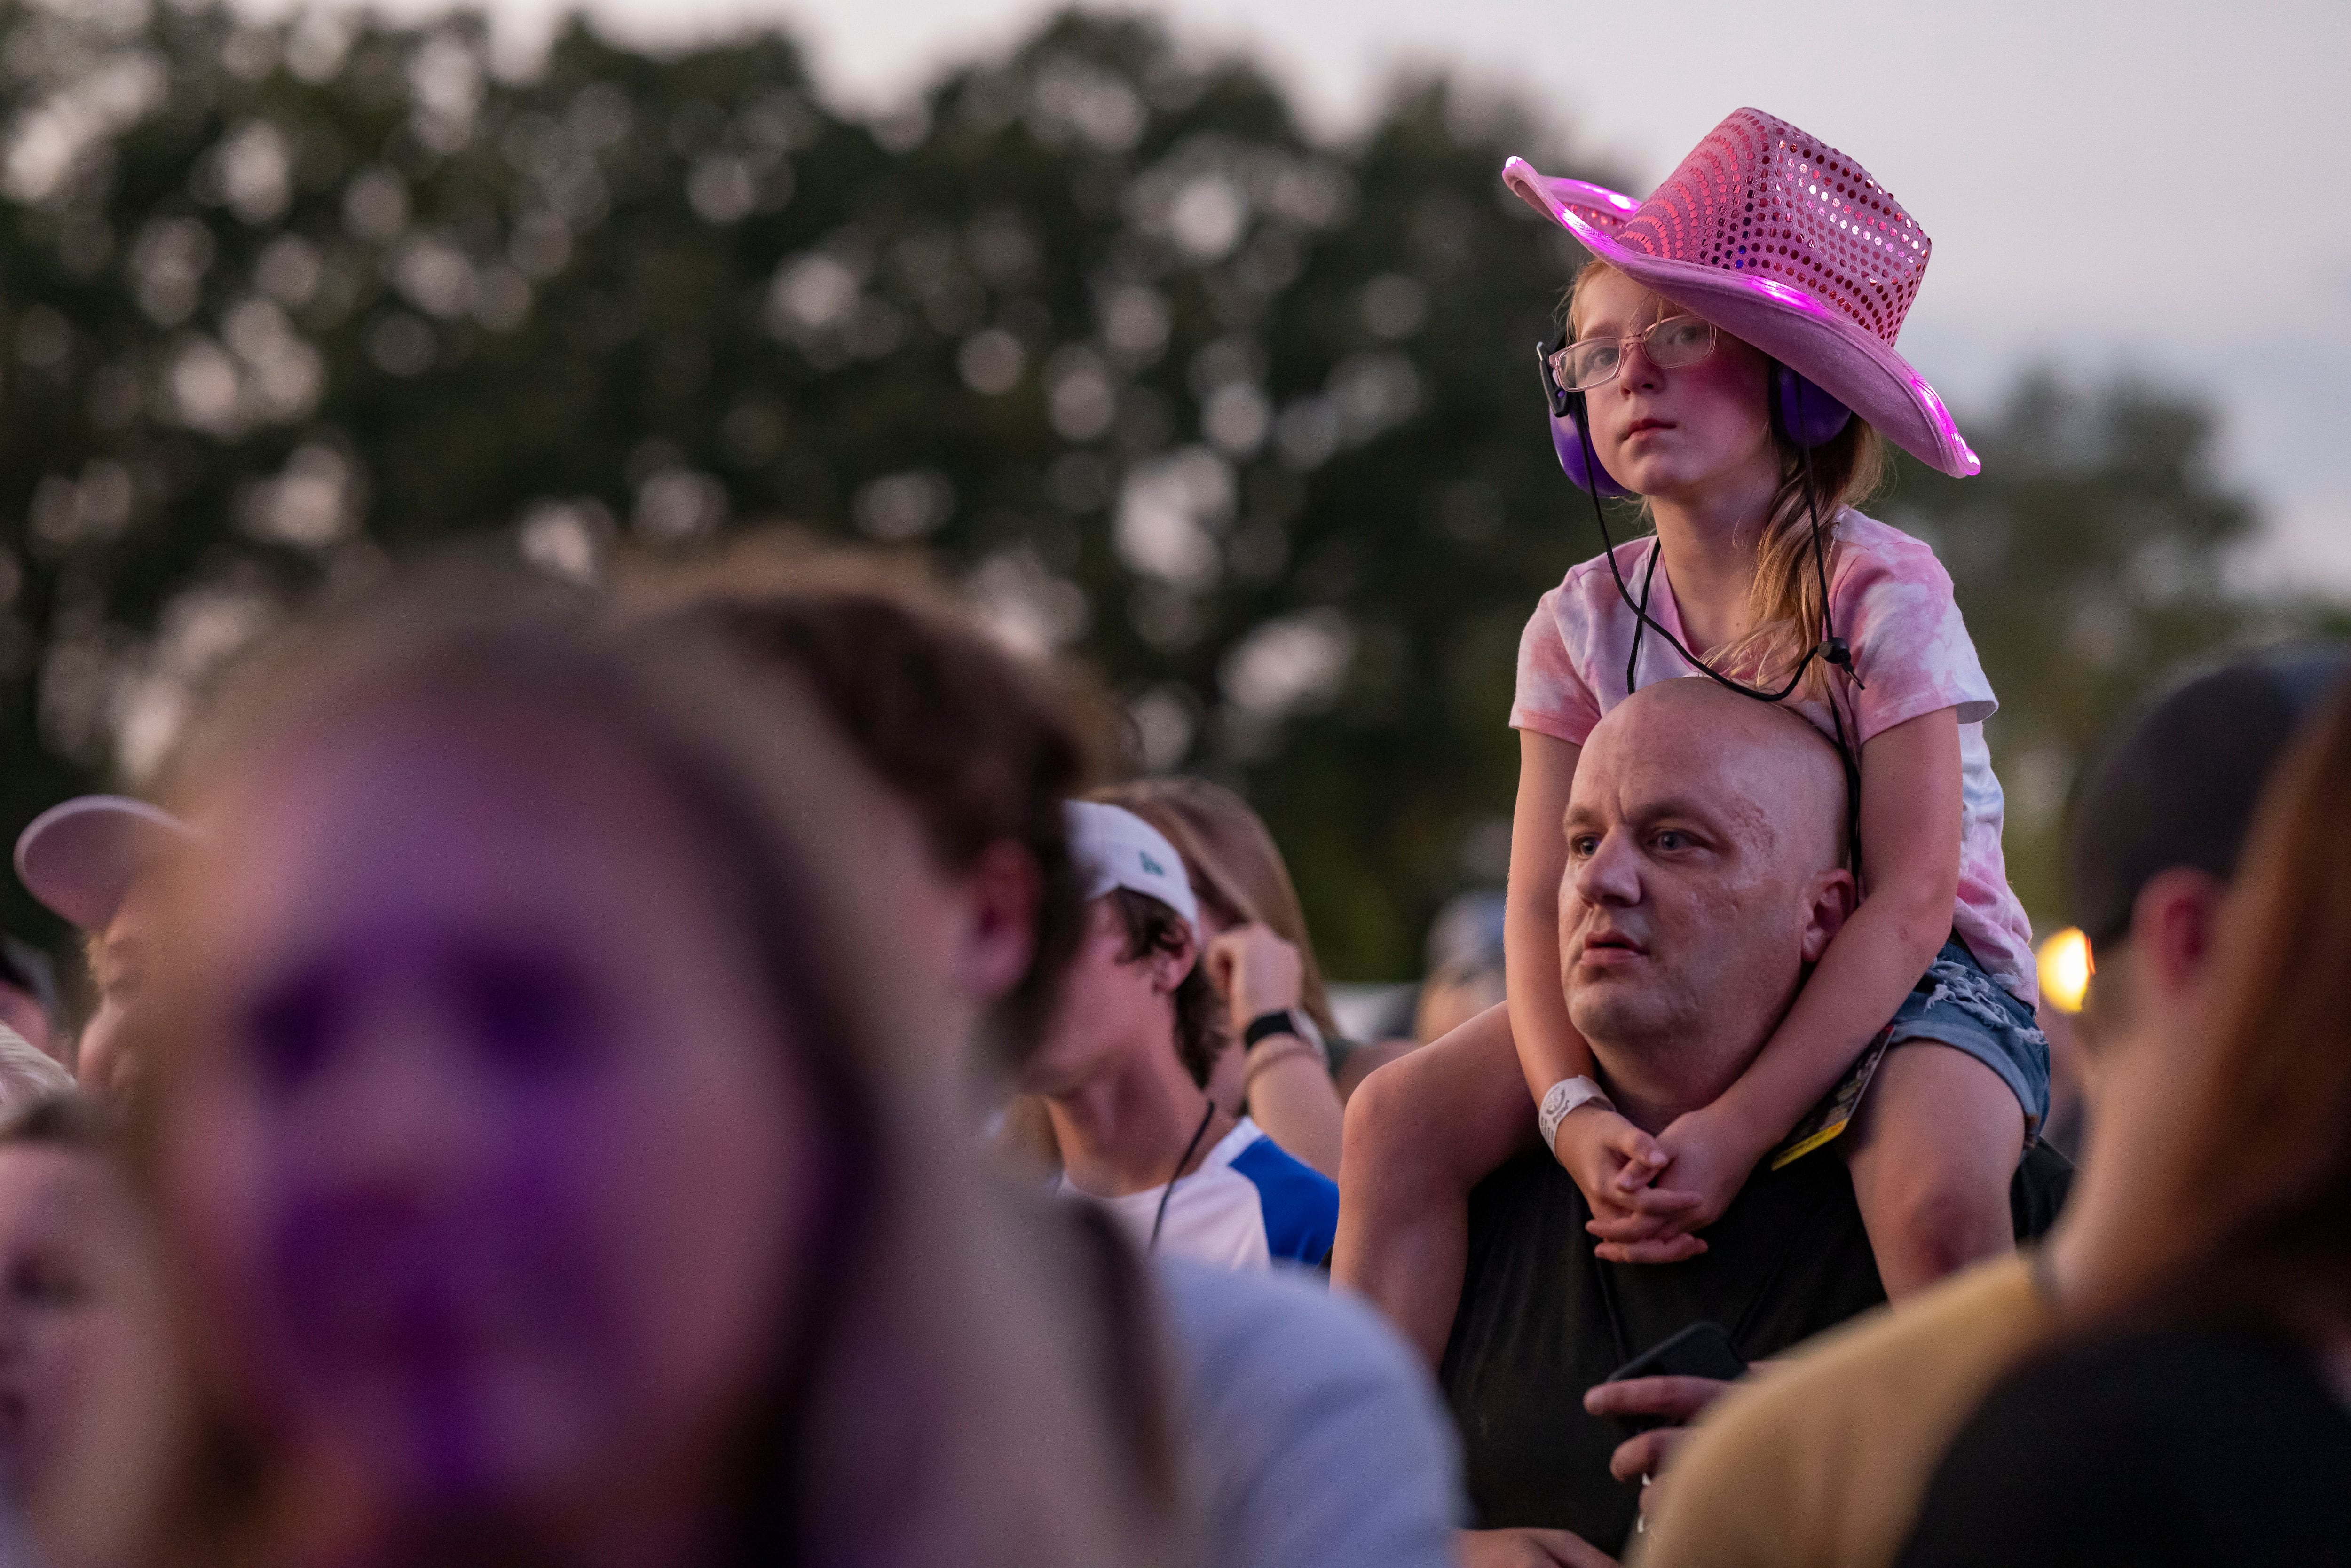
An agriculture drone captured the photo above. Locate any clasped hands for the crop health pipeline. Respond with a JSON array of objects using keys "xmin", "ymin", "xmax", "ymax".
[{"xmin": 1550, "ymin": 1100, "xmax": 1769, "ymax": 1263}]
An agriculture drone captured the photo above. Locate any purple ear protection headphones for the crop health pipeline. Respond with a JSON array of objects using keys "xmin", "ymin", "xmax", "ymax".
[{"xmin": 1535, "ymin": 323, "xmax": 1867, "ymax": 872}]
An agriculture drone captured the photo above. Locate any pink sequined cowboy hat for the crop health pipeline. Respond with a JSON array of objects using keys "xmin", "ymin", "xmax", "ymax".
[{"xmin": 1503, "ymin": 107, "xmax": 1980, "ymax": 478}]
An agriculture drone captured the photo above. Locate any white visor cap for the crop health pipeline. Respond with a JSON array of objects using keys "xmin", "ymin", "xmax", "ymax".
[
  {"xmin": 1065, "ymin": 800, "xmax": 1199, "ymax": 938},
  {"xmin": 15, "ymin": 795, "xmax": 192, "ymax": 933}
]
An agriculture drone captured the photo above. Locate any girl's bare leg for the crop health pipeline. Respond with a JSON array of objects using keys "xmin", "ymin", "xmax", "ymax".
[
  {"xmin": 1843, "ymin": 1043, "xmax": 2025, "ymax": 1300},
  {"xmin": 1332, "ymin": 1003, "xmax": 1540, "ymax": 1366}
]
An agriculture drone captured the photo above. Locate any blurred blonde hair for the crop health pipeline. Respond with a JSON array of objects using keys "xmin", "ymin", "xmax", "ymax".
[
  {"xmin": 1570, "ymin": 259, "xmax": 1888, "ymax": 700},
  {"xmin": 134, "ymin": 565, "xmax": 1182, "ymax": 1568}
]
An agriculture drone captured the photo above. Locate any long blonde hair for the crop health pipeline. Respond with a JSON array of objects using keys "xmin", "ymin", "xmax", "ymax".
[{"xmin": 1569, "ymin": 259, "xmax": 1888, "ymax": 699}]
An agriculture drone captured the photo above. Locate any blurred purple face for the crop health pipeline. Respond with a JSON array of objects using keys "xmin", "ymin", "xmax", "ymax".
[{"xmin": 165, "ymin": 699, "xmax": 820, "ymax": 1534}]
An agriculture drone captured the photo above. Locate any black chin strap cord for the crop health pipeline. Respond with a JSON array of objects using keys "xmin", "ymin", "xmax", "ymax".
[{"xmin": 1574, "ymin": 392, "xmax": 1866, "ymax": 881}]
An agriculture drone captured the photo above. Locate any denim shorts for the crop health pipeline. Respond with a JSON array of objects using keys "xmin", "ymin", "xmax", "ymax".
[{"xmin": 1886, "ymin": 937, "xmax": 2051, "ymax": 1136}]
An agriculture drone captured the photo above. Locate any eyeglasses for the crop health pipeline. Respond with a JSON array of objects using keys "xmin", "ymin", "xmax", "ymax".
[{"xmin": 1543, "ymin": 315, "xmax": 1719, "ymax": 396}]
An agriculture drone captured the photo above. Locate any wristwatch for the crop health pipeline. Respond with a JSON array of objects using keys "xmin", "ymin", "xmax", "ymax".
[
  {"xmin": 1242, "ymin": 1009, "xmax": 1305, "ymax": 1050},
  {"xmin": 1538, "ymin": 1076, "xmax": 1616, "ymax": 1152}
]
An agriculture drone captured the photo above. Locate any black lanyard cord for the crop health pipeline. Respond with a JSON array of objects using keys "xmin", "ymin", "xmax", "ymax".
[
  {"xmin": 1579, "ymin": 424, "xmax": 1819, "ymax": 707},
  {"xmin": 1148, "ymin": 1100, "xmax": 1219, "ymax": 1252}
]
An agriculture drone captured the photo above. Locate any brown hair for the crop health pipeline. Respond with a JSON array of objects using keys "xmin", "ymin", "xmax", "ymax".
[
  {"xmin": 135, "ymin": 567, "xmax": 1179, "ymax": 1568},
  {"xmin": 1106, "ymin": 888, "xmax": 1227, "ymax": 1087},
  {"xmin": 2069, "ymin": 682, "xmax": 2351, "ymax": 1330},
  {"xmin": 1091, "ymin": 778, "xmax": 1340, "ymax": 1042},
  {"xmin": 1570, "ymin": 259, "xmax": 1888, "ymax": 700},
  {"xmin": 620, "ymin": 539, "xmax": 1118, "ymax": 1067}
]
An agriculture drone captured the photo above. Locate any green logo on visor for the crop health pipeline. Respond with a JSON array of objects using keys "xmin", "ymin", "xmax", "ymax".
[{"xmin": 1140, "ymin": 852, "xmax": 1167, "ymax": 876}]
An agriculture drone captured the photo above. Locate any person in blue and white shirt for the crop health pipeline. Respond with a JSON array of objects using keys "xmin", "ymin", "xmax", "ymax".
[{"xmin": 1025, "ymin": 801, "xmax": 1340, "ymax": 1271}]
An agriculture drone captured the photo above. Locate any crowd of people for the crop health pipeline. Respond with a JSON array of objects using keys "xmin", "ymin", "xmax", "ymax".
[{"xmin": 0, "ymin": 102, "xmax": 2343, "ymax": 1568}]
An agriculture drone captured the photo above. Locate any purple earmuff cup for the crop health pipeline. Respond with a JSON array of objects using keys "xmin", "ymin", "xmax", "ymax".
[
  {"xmin": 1550, "ymin": 408, "xmax": 1633, "ymax": 497},
  {"xmin": 1774, "ymin": 365, "xmax": 1854, "ymax": 449}
]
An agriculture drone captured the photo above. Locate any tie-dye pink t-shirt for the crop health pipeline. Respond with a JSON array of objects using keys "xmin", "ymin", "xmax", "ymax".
[{"xmin": 1510, "ymin": 509, "xmax": 2037, "ymax": 1005}]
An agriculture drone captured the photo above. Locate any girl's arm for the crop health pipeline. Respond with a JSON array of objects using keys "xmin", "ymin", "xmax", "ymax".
[
  {"xmin": 1507, "ymin": 731, "xmax": 1674, "ymax": 1205},
  {"xmin": 1503, "ymin": 730, "xmax": 1589, "ymax": 1103},
  {"xmin": 1596, "ymin": 706, "xmax": 1963, "ymax": 1246}
]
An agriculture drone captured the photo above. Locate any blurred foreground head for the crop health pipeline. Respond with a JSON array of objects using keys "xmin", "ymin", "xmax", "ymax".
[
  {"xmin": 2049, "ymin": 647, "xmax": 2348, "ymax": 1208},
  {"xmin": 134, "ymin": 567, "xmax": 1171, "ymax": 1568},
  {"xmin": 2073, "ymin": 674, "xmax": 2351, "ymax": 1326},
  {"xmin": 621, "ymin": 540, "xmax": 1115, "ymax": 1076}
]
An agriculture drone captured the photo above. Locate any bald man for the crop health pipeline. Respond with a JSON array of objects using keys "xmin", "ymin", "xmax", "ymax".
[{"xmin": 1436, "ymin": 681, "xmax": 2072, "ymax": 1564}]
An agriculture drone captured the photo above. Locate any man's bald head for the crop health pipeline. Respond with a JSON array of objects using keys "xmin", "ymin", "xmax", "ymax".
[
  {"xmin": 1559, "ymin": 678, "xmax": 1857, "ymax": 1126},
  {"xmin": 1583, "ymin": 679, "xmax": 1849, "ymax": 880}
]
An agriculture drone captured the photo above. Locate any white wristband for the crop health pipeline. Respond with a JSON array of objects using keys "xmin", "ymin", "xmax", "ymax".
[{"xmin": 1538, "ymin": 1076, "xmax": 1615, "ymax": 1151}]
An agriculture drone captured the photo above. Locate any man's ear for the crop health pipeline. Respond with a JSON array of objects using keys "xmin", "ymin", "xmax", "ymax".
[
  {"xmin": 950, "ymin": 839, "xmax": 1042, "ymax": 1006},
  {"xmin": 1148, "ymin": 919, "xmax": 1199, "ymax": 996},
  {"xmin": 1798, "ymin": 867, "xmax": 1860, "ymax": 964},
  {"xmin": 2129, "ymin": 866, "xmax": 2228, "ymax": 1003}
]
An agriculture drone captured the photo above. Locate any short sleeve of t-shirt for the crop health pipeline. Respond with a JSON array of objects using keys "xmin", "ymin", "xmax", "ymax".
[
  {"xmin": 1053, "ymin": 1119, "xmax": 1337, "ymax": 1273},
  {"xmin": 1831, "ymin": 518, "xmax": 1996, "ymax": 746},
  {"xmin": 1510, "ymin": 583, "xmax": 1603, "ymax": 746},
  {"xmin": 1229, "ymin": 1135, "xmax": 1341, "ymax": 1267}
]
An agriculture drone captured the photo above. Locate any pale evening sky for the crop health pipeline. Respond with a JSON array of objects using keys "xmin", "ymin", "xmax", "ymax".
[{"xmin": 254, "ymin": 0, "xmax": 2351, "ymax": 592}]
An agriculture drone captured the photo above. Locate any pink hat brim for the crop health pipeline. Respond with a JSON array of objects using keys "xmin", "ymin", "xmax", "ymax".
[
  {"xmin": 14, "ymin": 795, "xmax": 190, "ymax": 932},
  {"xmin": 1503, "ymin": 158, "xmax": 1979, "ymax": 479}
]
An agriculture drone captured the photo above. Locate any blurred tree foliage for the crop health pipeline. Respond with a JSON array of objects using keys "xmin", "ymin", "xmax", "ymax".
[
  {"xmin": 1883, "ymin": 378, "xmax": 2288, "ymax": 922},
  {"xmin": 0, "ymin": 0, "xmax": 2328, "ymax": 976}
]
